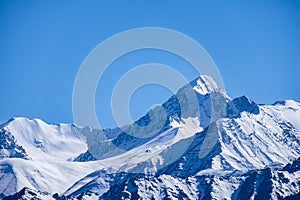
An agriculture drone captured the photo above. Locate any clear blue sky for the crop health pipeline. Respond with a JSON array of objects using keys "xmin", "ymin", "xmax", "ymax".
[{"xmin": 1, "ymin": 0, "xmax": 300, "ymax": 128}]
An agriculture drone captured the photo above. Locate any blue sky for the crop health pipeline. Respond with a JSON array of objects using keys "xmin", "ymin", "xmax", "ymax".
[{"xmin": 1, "ymin": 1, "xmax": 300, "ymax": 128}]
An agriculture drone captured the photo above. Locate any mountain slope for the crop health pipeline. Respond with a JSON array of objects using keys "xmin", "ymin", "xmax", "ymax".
[
  {"xmin": 0, "ymin": 118, "xmax": 107, "ymax": 197},
  {"xmin": 61, "ymin": 158, "xmax": 300, "ymax": 200},
  {"xmin": 0, "ymin": 75, "xmax": 300, "ymax": 199}
]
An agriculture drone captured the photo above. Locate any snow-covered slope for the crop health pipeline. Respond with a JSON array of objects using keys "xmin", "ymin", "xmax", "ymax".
[
  {"xmin": 0, "ymin": 117, "xmax": 86, "ymax": 161},
  {"xmin": 1, "ymin": 75, "xmax": 300, "ymax": 199},
  {"xmin": 58, "ymin": 158, "xmax": 300, "ymax": 200},
  {"xmin": 0, "ymin": 118, "xmax": 107, "ymax": 197}
]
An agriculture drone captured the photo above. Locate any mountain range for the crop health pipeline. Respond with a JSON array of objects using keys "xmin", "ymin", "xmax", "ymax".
[{"xmin": 1, "ymin": 75, "xmax": 300, "ymax": 199}]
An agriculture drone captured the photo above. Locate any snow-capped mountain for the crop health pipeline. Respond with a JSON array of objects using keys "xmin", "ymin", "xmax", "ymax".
[{"xmin": 1, "ymin": 75, "xmax": 300, "ymax": 199}]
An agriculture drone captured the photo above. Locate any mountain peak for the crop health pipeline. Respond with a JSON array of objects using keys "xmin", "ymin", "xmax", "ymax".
[
  {"xmin": 232, "ymin": 95, "xmax": 259, "ymax": 114},
  {"xmin": 1, "ymin": 75, "xmax": 300, "ymax": 199},
  {"xmin": 3, "ymin": 117, "xmax": 44, "ymax": 127},
  {"xmin": 192, "ymin": 75, "xmax": 227, "ymax": 97},
  {"xmin": 273, "ymin": 99, "xmax": 299, "ymax": 107}
]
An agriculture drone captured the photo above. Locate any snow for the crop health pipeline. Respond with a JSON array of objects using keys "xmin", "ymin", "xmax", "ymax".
[
  {"xmin": 193, "ymin": 75, "xmax": 225, "ymax": 96},
  {"xmin": 0, "ymin": 117, "xmax": 109, "ymax": 196},
  {"xmin": 1, "ymin": 75, "xmax": 300, "ymax": 199},
  {"xmin": 5, "ymin": 117, "xmax": 87, "ymax": 161},
  {"xmin": 280, "ymin": 100, "xmax": 300, "ymax": 132},
  {"xmin": 215, "ymin": 104, "xmax": 300, "ymax": 172},
  {"xmin": 135, "ymin": 175, "xmax": 198, "ymax": 200},
  {"xmin": 0, "ymin": 157, "xmax": 106, "ymax": 195},
  {"xmin": 271, "ymin": 170, "xmax": 300, "ymax": 198}
]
